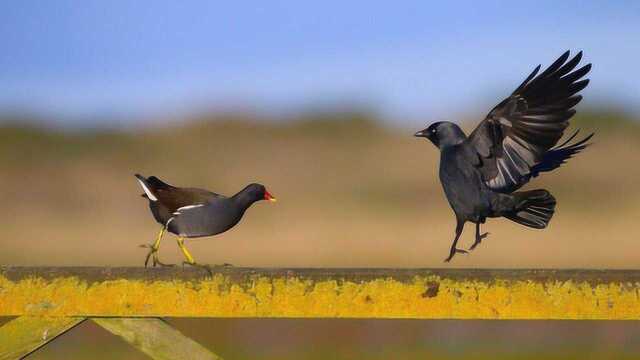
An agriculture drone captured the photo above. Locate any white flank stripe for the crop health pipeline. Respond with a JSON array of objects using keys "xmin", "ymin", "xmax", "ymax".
[
  {"xmin": 174, "ymin": 204, "xmax": 205, "ymax": 215},
  {"xmin": 137, "ymin": 179, "xmax": 158, "ymax": 201},
  {"xmin": 177, "ymin": 204, "xmax": 205, "ymax": 211}
]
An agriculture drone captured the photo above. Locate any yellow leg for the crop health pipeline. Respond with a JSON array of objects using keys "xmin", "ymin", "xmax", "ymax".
[
  {"xmin": 153, "ymin": 227, "xmax": 165, "ymax": 249},
  {"xmin": 176, "ymin": 237, "xmax": 195, "ymax": 264},
  {"xmin": 176, "ymin": 237, "xmax": 212, "ymax": 276},
  {"xmin": 142, "ymin": 226, "xmax": 173, "ymax": 267}
]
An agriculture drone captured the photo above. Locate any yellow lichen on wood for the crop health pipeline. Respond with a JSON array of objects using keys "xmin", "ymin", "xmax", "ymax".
[{"xmin": 1, "ymin": 269, "xmax": 640, "ymax": 319}]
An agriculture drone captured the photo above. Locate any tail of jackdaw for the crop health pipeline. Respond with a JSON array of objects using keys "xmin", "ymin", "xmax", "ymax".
[{"xmin": 504, "ymin": 189, "xmax": 556, "ymax": 229}]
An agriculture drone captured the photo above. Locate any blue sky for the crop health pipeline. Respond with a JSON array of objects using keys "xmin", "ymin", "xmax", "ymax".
[{"xmin": 0, "ymin": 1, "xmax": 639, "ymax": 126}]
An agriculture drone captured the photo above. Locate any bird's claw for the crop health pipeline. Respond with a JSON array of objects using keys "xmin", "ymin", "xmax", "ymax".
[
  {"xmin": 142, "ymin": 244, "xmax": 157, "ymax": 268},
  {"xmin": 155, "ymin": 259, "xmax": 176, "ymax": 267},
  {"xmin": 469, "ymin": 232, "xmax": 490, "ymax": 251},
  {"xmin": 182, "ymin": 261, "xmax": 213, "ymax": 277},
  {"xmin": 214, "ymin": 263, "xmax": 234, "ymax": 268},
  {"xmin": 444, "ymin": 248, "xmax": 468, "ymax": 262},
  {"xmin": 141, "ymin": 244, "xmax": 173, "ymax": 268}
]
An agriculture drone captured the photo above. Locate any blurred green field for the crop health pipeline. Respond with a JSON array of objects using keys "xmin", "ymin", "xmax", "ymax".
[
  {"xmin": 1, "ymin": 110, "xmax": 639, "ymax": 359},
  {"xmin": 0, "ymin": 110, "xmax": 638, "ymax": 268}
]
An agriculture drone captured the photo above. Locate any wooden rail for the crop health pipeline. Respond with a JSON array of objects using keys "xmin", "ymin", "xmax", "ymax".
[{"xmin": 2, "ymin": 267, "xmax": 640, "ymax": 359}]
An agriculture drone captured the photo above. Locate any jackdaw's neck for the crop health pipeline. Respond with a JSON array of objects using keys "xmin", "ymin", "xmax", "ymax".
[{"xmin": 438, "ymin": 125, "xmax": 467, "ymax": 149}]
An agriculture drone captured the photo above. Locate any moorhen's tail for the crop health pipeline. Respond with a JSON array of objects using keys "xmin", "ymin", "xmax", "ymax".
[
  {"xmin": 504, "ymin": 189, "xmax": 556, "ymax": 229},
  {"xmin": 135, "ymin": 174, "xmax": 174, "ymax": 201}
]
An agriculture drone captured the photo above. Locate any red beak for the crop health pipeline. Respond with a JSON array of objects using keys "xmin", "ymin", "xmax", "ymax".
[{"xmin": 264, "ymin": 190, "xmax": 277, "ymax": 202}]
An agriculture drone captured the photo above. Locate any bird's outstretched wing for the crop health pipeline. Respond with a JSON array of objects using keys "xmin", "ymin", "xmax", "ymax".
[{"xmin": 467, "ymin": 50, "xmax": 593, "ymax": 193}]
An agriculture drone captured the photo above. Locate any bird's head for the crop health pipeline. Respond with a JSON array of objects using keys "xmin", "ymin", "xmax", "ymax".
[
  {"xmin": 414, "ymin": 121, "xmax": 466, "ymax": 149},
  {"xmin": 242, "ymin": 183, "xmax": 277, "ymax": 203}
]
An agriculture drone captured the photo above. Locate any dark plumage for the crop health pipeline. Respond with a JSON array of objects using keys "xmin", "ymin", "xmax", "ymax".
[
  {"xmin": 414, "ymin": 50, "xmax": 593, "ymax": 262},
  {"xmin": 135, "ymin": 174, "xmax": 276, "ymax": 268}
]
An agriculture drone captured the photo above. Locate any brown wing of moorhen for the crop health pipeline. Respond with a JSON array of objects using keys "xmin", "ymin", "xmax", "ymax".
[{"xmin": 135, "ymin": 174, "xmax": 222, "ymax": 213}]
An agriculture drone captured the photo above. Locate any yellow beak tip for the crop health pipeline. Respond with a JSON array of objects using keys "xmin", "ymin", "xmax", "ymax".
[{"xmin": 269, "ymin": 198, "xmax": 277, "ymax": 203}]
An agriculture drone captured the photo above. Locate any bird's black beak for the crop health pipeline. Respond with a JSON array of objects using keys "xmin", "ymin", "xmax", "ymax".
[{"xmin": 414, "ymin": 130, "xmax": 429, "ymax": 138}]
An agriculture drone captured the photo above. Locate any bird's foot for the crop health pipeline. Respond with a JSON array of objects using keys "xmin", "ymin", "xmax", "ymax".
[
  {"xmin": 154, "ymin": 259, "xmax": 176, "ymax": 267},
  {"xmin": 469, "ymin": 232, "xmax": 490, "ymax": 251},
  {"xmin": 140, "ymin": 244, "xmax": 158, "ymax": 268},
  {"xmin": 444, "ymin": 248, "xmax": 468, "ymax": 262},
  {"xmin": 182, "ymin": 261, "xmax": 213, "ymax": 277},
  {"xmin": 140, "ymin": 244, "xmax": 174, "ymax": 268},
  {"xmin": 213, "ymin": 263, "xmax": 234, "ymax": 268}
]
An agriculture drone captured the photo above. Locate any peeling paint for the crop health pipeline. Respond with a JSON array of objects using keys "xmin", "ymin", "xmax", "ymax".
[{"xmin": 1, "ymin": 269, "xmax": 640, "ymax": 319}]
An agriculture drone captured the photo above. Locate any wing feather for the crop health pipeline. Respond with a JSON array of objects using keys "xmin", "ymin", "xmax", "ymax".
[{"xmin": 467, "ymin": 51, "xmax": 592, "ymax": 192}]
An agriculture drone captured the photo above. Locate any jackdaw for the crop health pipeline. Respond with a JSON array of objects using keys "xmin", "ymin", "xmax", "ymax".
[{"xmin": 415, "ymin": 50, "xmax": 593, "ymax": 262}]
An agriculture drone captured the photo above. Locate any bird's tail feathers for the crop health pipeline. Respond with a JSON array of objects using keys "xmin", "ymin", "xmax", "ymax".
[
  {"xmin": 135, "ymin": 174, "xmax": 160, "ymax": 201},
  {"xmin": 504, "ymin": 189, "xmax": 556, "ymax": 229}
]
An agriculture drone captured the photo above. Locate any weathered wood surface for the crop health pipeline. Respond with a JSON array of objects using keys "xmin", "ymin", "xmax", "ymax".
[
  {"xmin": 4, "ymin": 266, "xmax": 640, "ymax": 283},
  {"xmin": 0, "ymin": 316, "xmax": 85, "ymax": 360},
  {"xmin": 92, "ymin": 318, "xmax": 221, "ymax": 360},
  {"xmin": 2, "ymin": 267, "xmax": 640, "ymax": 319}
]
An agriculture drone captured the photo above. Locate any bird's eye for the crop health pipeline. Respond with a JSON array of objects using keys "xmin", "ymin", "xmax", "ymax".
[{"xmin": 431, "ymin": 128, "xmax": 437, "ymax": 134}]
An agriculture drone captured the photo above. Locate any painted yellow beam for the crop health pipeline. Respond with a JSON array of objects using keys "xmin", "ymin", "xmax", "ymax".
[
  {"xmin": 1, "ymin": 267, "xmax": 640, "ymax": 319},
  {"xmin": 0, "ymin": 316, "xmax": 85, "ymax": 360}
]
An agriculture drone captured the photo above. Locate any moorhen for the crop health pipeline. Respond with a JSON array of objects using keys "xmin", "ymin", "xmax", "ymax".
[{"xmin": 135, "ymin": 174, "xmax": 276, "ymax": 271}]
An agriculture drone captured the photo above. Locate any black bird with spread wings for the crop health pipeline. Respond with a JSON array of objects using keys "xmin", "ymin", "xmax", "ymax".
[{"xmin": 414, "ymin": 51, "xmax": 593, "ymax": 262}]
